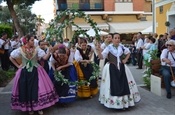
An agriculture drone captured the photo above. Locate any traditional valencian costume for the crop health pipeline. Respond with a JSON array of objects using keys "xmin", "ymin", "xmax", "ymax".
[
  {"xmin": 74, "ymin": 45, "xmax": 98, "ymax": 98},
  {"xmin": 49, "ymin": 46, "xmax": 77, "ymax": 103},
  {"xmin": 99, "ymin": 44, "xmax": 141, "ymax": 109},
  {"xmin": 10, "ymin": 46, "xmax": 58, "ymax": 111}
]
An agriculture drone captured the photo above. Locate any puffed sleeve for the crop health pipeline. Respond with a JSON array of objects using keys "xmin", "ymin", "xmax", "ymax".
[
  {"xmin": 123, "ymin": 46, "xmax": 130, "ymax": 55},
  {"xmin": 49, "ymin": 55, "xmax": 56, "ymax": 64},
  {"xmin": 74, "ymin": 49, "xmax": 82, "ymax": 62},
  {"xmin": 37, "ymin": 47, "xmax": 46, "ymax": 59},
  {"xmin": 0, "ymin": 39, "xmax": 4, "ymax": 48},
  {"xmin": 100, "ymin": 43, "xmax": 106, "ymax": 50},
  {"xmin": 10, "ymin": 48, "xmax": 21, "ymax": 58},
  {"xmin": 101, "ymin": 46, "xmax": 109, "ymax": 59},
  {"xmin": 68, "ymin": 52, "xmax": 74, "ymax": 65}
]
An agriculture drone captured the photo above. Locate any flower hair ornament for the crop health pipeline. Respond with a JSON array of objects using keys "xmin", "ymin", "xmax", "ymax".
[{"xmin": 58, "ymin": 44, "xmax": 65, "ymax": 49}]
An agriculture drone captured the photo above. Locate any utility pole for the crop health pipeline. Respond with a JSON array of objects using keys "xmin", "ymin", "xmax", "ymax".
[{"xmin": 152, "ymin": 0, "xmax": 155, "ymax": 33}]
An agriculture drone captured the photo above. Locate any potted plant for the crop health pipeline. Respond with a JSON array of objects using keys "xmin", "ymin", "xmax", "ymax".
[
  {"xmin": 143, "ymin": 49, "xmax": 160, "ymax": 89},
  {"xmin": 165, "ymin": 21, "xmax": 170, "ymax": 27},
  {"xmin": 149, "ymin": 50, "xmax": 161, "ymax": 75}
]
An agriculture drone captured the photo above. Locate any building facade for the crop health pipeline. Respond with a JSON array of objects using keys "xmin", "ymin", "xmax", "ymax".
[
  {"xmin": 54, "ymin": 0, "xmax": 152, "ymax": 40},
  {"xmin": 155, "ymin": 0, "xmax": 175, "ymax": 35}
]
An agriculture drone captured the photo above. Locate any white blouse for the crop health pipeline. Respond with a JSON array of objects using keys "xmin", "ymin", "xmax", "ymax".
[
  {"xmin": 10, "ymin": 40, "xmax": 21, "ymax": 49},
  {"xmin": 74, "ymin": 48, "xmax": 92, "ymax": 62},
  {"xmin": 10, "ymin": 47, "xmax": 45, "ymax": 59},
  {"xmin": 102, "ymin": 44, "xmax": 130, "ymax": 59},
  {"xmin": 101, "ymin": 44, "xmax": 130, "ymax": 69},
  {"xmin": 0, "ymin": 39, "xmax": 10, "ymax": 49},
  {"xmin": 74, "ymin": 49, "xmax": 83, "ymax": 62},
  {"xmin": 0, "ymin": 39, "xmax": 4, "ymax": 48}
]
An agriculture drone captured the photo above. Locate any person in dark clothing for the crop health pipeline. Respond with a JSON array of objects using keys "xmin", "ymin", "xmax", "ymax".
[
  {"xmin": 158, "ymin": 34, "xmax": 167, "ymax": 57},
  {"xmin": 38, "ymin": 40, "xmax": 50, "ymax": 74},
  {"xmin": 0, "ymin": 32, "xmax": 10, "ymax": 71}
]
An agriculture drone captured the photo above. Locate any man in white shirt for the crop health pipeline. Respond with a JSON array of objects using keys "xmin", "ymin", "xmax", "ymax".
[
  {"xmin": 136, "ymin": 32, "xmax": 144, "ymax": 69},
  {"xmin": 0, "ymin": 32, "xmax": 10, "ymax": 71},
  {"xmin": 160, "ymin": 40, "xmax": 175, "ymax": 99}
]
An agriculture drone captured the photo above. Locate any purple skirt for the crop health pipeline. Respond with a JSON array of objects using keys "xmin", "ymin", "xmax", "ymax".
[{"xmin": 11, "ymin": 66, "xmax": 59, "ymax": 111}]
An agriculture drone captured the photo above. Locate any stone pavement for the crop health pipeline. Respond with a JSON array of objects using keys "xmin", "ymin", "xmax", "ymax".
[{"xmin": 0, "ymin": 65, "xmax": 175, "ymax": 115}]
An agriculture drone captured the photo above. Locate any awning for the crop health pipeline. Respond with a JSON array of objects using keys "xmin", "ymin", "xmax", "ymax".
[
  {"xmin": 72, "ymin": 23, "xmax": 109, "ymax": 31},
  {"xmin": 108, "ymin": 21, "xmax": 152, "ymax": 33},
  {"xmin": 141, "ymin": 26, "xmax": 153, "ymax": 34},
  {"xmin": 79, "ymin": 28, "xmax": 108, "ymax": 37}
]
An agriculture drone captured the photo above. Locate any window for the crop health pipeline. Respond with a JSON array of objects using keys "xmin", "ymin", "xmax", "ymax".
[
  {"xmin": 57, "ymin": 0, "xmax": 104, "ymax": 11},
  {"xmin": 80, "ymin": 0, "xmax": 89, "ymax": 3},
  {"xmin": 159, "ymin": 6, "xmax": 163, "ymax": 14}
]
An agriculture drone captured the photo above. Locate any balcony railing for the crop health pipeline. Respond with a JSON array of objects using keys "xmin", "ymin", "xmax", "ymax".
[
  {"xmin": 115, "ymin": 0, "xmax": 132, "ymax": 2},
  {"xmin": 57, "ymin": 2, "xmax": 104, "ymax": 11}
]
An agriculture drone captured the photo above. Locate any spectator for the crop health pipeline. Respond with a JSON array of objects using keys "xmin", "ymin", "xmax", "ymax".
[{"xmin": 160, "ymin": 40, "xmax": 175, "ymax": 99}]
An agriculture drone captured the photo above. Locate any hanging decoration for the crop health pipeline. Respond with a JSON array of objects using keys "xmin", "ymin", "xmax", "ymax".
[
  {"xmin": 45, "ymin": 9, "xmax": 101, "ymax": 43},
  {"xmin": 54, "ymin": 62, "xmax": 100, "ymax": 86}
]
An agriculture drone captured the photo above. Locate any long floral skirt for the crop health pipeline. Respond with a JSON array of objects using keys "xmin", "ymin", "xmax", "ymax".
[
  {"xmin": 99, "ymin": 63, "xmax": 141, "ymax": 109},
  {"xmin": 11, "ymin": 66, "xmax": 58, "ymax": 111}
]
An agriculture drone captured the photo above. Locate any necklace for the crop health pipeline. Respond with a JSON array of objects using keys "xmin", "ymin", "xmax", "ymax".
[
  {"xmin": 113, "ymin": 44, "xmax": 118, "ymax": 49},
  {"xmin": 24, "ymin": 46, "xmax": 35, "ymax": 59}
]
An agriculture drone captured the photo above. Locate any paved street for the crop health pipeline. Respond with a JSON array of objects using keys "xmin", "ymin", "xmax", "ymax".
[{"xmin": 0, "ymin": 65, "xmax": 175, "ymax": 115}]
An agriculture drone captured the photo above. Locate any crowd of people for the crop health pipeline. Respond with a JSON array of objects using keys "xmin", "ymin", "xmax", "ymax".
[
  {"xmin": 130, "ymin": 28, "xmax": 175, "ymax": 99},
  {"xmin": 0, "ymin": 28, "xmax": 175, "ymax": 114}
]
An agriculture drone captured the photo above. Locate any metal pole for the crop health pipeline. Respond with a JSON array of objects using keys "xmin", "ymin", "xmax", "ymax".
[{"xmin": 152, "ymin": 0, "xmax": 155, "ymax": 33}]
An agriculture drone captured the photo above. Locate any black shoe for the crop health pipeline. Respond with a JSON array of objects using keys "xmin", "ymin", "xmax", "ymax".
[{"xmin": 166, "ymin": 93, "xmax": 171, "ymax": 99}]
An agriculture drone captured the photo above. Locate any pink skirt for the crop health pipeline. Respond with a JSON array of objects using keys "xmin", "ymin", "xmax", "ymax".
[{"xmin": 11, "ymin": 66, "xmax": 59, "ymax": 111}]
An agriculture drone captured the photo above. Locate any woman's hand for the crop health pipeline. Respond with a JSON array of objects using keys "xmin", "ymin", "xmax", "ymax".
[
  {"xmin": 86, "ymin": 60, "xmax": 91, "ymax": 64},
  {"xmin": 56, "ymin": 66, "xmax": 62, "ymax": 71},
  {"xmin": 165, "ymin": 59, "xmax": 171, "ymax": 65},
  {"xmin": 48, "ymin": 46, "xmax": 54, "ymax": 54},
  {"xmin": 17, "ymin": 64, "xmax": 22, "ymax": 69},
  {"xmin": 122, "ymin": 59, "xmax": 127, "ymax": 64}
]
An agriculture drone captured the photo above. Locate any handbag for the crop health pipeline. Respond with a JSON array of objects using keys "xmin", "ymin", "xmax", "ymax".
[
  {"xmin": 169, "ymin": 53, "xmax": 175, "ymax": 87},
  {"xmin": 169, "ymin": 65, "xmax": 175, "ymax": 87},
  {"xmin": 0, "ymin": 48, "xmax": 5, "ymax": 54}
]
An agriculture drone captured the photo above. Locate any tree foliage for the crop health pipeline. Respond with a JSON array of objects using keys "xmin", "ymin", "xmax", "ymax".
[
  {"xmin": 0, "ymin": 24, "xmax": 13, "ymax": 37},
  {"xmin": 0, "ymin": 0, "xmax": 39, "ymax": 6},
  {"xmin": 0, "ymin": 4, "xmax": 38, "ymax": 35},
  {"xmin": 0, "ymin": 0, "xmax": 41, "ymax": 37},
  {"xmin": 0, "ymin": 6, "xmax": 11, "ymax": 24}
]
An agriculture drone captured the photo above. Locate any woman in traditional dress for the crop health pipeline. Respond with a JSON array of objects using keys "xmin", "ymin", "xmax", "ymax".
[
  {"xmin": 49, "ymin": 44, "xmax": 77, "ymax": 103},
  {"xmin": 9, "ymin": 34, "xmax": 58, "ymax": 115},
  {"xmin": 74, "ymin": 38, "xmax": 98, "ymax": 98},
  {"xmin": 97, "ymin": 33, "xmax": 141, "ymax": 109}
]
